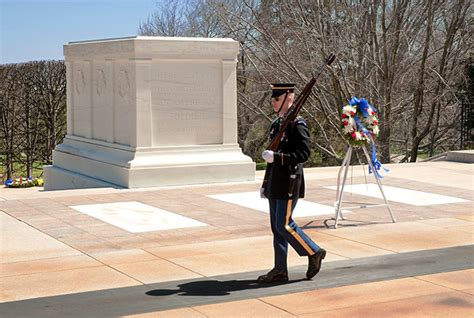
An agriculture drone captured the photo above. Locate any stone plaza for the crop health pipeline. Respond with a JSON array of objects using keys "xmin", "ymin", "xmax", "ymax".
[{"xmin": 1, "ymin": 159, "xmax": 473, "ymax": 317}]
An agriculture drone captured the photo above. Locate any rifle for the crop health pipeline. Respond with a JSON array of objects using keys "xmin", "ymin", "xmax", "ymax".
[{"xmin": 266, "ymin": 54, "xmax": 336, "ymax": 151}]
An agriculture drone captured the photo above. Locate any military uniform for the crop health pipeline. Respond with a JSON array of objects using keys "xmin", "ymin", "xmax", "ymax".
[
  {"xmin": 258, "ymin": 83, "xmax": 326, "ymax": 283},
  {"xmin": 262, "ymin": 116, "xmax": 308, "ymax": 200}
]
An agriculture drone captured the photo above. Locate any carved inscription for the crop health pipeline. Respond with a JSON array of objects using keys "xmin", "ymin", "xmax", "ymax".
[
  {"xmin": 117, "ymin": 69, "xmax": 130, "ymax": 98},
  {"xmin": 74, "ymin": 68, "xmax": 85, "ymax": 95},
  {"xmin": 94, "ymin": 68, "xmax": 106, "ymax": 96}
]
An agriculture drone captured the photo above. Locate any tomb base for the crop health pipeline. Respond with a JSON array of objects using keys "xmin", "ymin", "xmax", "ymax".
[{"xmin": 44, "ymin": 136, "xmax": 255, "ymax": 190}]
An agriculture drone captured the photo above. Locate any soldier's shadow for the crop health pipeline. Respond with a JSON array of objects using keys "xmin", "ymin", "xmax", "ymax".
[{"xmin": 146, "ymin": 278, "xmax": 304, "ymax": 297}]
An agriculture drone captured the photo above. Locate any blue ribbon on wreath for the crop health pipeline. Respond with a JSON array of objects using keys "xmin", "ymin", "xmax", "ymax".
[
  {"xmin": 350, "ymin": 97, "xmax": 379, "ymax": 117},
  {"xmin": 368, "ymin": 140, "xmax": 390, "ymax": 179},
  {"xmin": 349, "ymin": 96, "xmax": 389, "ymax": 179},
  {"xmin": 354, "ymin": 116, "xmax": 370, "ymax": 136}
]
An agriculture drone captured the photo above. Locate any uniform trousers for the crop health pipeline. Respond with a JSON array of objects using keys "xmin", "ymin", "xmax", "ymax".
[{"xmin": 269, "ymin": 198, "xmax": 320, "ymax": 271}]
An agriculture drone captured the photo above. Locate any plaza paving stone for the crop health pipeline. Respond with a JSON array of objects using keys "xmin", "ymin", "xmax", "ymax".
[{"xmin": 0, "ymin": 161, "xmax": 472, "ymax": 316}]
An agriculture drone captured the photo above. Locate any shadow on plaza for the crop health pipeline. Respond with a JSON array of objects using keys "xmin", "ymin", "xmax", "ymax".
[
  {"xmin": 302, "ymin": 219, "xmax": 382, "ymax": 229},
  {"xmin": 146, "ymin": 278, "xmax": 305, "ymax": 297}
]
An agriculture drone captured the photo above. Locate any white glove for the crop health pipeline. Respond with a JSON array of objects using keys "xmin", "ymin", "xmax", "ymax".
[
  {"xmin": 262, "ymin": 150, "xmax": 274, "ymax": 163},
  {"xmin": 260, "ymin": 187, "xmax": 267, "ymax": 199}
]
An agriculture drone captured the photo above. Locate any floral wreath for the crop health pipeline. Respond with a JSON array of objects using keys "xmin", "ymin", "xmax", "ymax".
[
  {"xmin": 4, "ymin": 176, "xmax": 44, "ymax": 188},
  {"xmin": 340, "ymin": 97, "xmax": 388, "ymax": 178},
  {"xmin": 341, "ymin": 97, "xmax": 379, "ymax": 146}
]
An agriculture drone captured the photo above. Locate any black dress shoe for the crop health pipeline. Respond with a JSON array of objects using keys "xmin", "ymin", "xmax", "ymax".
[
  {"xmin": 257, "ymin": 268, "xmax": 288, "ymax": 283},
  {"xmin": 307, "ymin": 248, "xmax": 326, "ymax": 279}
]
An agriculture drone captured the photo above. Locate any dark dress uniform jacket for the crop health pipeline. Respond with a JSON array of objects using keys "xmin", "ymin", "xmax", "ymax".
[{"xmin": 262, "ymin": 117, "xmax": 311, "ymax": 200}]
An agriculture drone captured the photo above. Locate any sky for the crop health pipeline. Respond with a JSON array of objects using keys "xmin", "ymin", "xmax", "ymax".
[{"xmin": 1, "ymin": 0, "xmax": 160, "ymax": 64}]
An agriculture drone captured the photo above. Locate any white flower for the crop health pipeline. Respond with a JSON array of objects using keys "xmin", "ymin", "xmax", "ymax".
[
  {"xmin": 343, "ymin": 117, "xmax": 356, "ymax": 133},
  {"xmin": 349, "ymin": 117, "xmax": 355, "ymax": 126},
  {"xmin": 342, "ymin": 105, "xmax": 357, "ymax": 114},
  {"xmin": 372, "ymin": 126, "xmax": 380, "ymax": 135}
]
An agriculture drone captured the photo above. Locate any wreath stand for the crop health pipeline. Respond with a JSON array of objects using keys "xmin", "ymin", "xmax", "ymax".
[{"xmin": 333, "ymin": 144, "xmax": 396, "ymax": 229}]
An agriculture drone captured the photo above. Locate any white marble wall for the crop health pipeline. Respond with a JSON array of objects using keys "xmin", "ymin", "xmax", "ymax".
[{"xmin": 45, "ymin": 36, "xmax": 255, "ymax": 190}]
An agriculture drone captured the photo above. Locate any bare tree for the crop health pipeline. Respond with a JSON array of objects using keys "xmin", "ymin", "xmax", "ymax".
[
  {"xmin": 139, "ymin": 0, "xmax": 225, "ymax": 37},
  {"xmin": 0, "ymin": 64, "xmax": 20, "ymax": 179},
  {"xmin": 33, "ymin": 61, "xmax": 67, "ymax": 164},
  {"xmin": 139, "ymin": 0, "xmax": 471, "ymax": 165},
  {"xmin": 0, "ymin": 61, "xmax": 66, "ymax": 179},
  {"xmin": 408, "ymin": 0, "xmax": 470, "ymax": 162},
  {"xmin": 16, "ymin": 63, "xmax": 42, "ymax": 177}
]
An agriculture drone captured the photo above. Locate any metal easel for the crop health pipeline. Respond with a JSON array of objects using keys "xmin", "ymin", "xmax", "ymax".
[{"xmin": 333, "ymin": 145, "xmax": 396, "ymax": 228}]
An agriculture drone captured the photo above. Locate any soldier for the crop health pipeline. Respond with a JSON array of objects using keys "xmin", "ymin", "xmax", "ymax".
[{"xmin": 258, "ymin": 83, "xmax": 326, "ymax": 283}]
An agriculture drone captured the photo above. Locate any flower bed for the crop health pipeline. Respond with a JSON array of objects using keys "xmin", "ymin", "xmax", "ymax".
[{"xmin": 4, "ymin": 177, "xmax": 44, "ymax": 188}]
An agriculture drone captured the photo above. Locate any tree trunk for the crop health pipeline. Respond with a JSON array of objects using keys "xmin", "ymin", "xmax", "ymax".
[{"xmin": 409, "ymin": 0, "xmax": 434, "ymax": 162}]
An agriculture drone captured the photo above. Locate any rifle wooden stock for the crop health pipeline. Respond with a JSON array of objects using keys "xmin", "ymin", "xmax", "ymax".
[{"xmin": 266, "ymin": 54, "xmax": 336, "ymax": 151}]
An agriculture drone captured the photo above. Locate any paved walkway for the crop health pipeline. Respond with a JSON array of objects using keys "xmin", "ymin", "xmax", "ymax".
[{"xmin": 0, "ymin": 161, "xmax": 473, "ymax": 317}]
